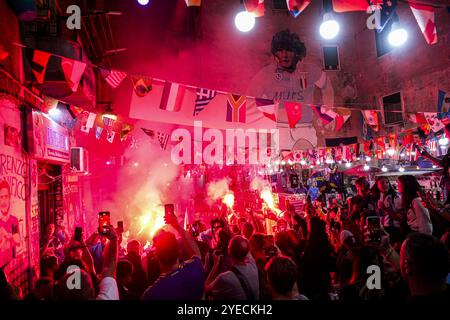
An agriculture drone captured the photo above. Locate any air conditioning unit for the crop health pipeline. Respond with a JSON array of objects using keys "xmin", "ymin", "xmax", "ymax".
[{"xmin": 71, "ymin": 147, "xmax": 89, "ymax": 173}]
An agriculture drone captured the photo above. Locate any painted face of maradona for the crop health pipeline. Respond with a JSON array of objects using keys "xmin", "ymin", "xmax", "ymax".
[
  {"xmin": 275, "ymin": 49, "xmax": 295, "ymax": 70},
  {"xmin": 0, "ymin": 188, "xmax": 11, "ymax": 216}
]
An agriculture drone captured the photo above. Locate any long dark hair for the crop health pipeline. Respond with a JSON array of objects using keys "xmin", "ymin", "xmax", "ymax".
[
  {"xmin": 370, "ymin": 177, "xmax": 396, "ymax": 201},
  {"xmin": 304, "ymin": 217, "xmax": 333, "ymax": 261},
  {"xmin": 398, "ymin": 175, "xmax": 422, "ymax": 209}
]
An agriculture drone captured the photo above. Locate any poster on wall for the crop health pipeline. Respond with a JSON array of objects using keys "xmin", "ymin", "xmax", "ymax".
[
  {"xmin": 27, "ymin": 110, "xmax": 70, "ymax": 163},
  {"xmin": 0, "ymin": 99, "xmax": 27, "ymax": 270}
]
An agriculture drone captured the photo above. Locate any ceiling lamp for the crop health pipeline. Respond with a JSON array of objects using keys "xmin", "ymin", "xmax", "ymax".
[
  {"xmin": 235, "ymin": 11, "xmax": 255, "ymax": 33},
  {"xmin": 388, "ymin": 16, "xmax": 408, "ymax": 47},
  {"xmin": 102, "ymin": 105, "xmax": 117, "ymax": 121}
]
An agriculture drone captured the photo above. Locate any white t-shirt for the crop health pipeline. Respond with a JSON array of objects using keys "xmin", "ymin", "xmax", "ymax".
[
  {"xmin": 96, "ymin": 276, "xmax": 119, "ymax": 300},
  {"xmin": 247, "ymin": 62, "xmax": 323, "ymax": 124},
  {"xmin": 396, "ymin": 197, "xmax": 433, "ymax": 235}
]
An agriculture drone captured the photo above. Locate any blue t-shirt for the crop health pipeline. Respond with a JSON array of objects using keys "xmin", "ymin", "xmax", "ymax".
[
  {"xmin": 308, "ymin": 187, "xmax": 319, "ymax": 201},
  {"xmin": 141, "ymin": 256, "xmax": 204, "ymax": 300}
]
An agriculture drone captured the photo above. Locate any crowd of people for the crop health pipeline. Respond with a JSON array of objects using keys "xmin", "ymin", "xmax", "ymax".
[{"xmin": 1, "ymin": 173, "xmax": 449, "ymax": 301}]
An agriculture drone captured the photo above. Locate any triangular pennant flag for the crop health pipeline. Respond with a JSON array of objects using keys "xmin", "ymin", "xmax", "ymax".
[
  {"xmin": 362, "ymin": 110, "xmax": 379, "ymax": 131},
  {"xmin": 285, "ymin": 102, "xmax": 302, "ymax": 128},
  {"xmin": 375, "ymin": 136, "xmax": 386, "ymax": 151},
  {"xmin": 407, "ymin": 113, "xmax": 428, "ymax": 125},
  {"xmin": 226, "ymin": 94, "xmax": 246, "ymax": 123},
  {"xmin": 132, "ymin": 76, "xmax": 152, "ymax": 97},
  {"xmin": 30, "ymin": 49, "xmax": 51, "ymax": 84},
  {"xmin": 157, "ymin": 132, "xmax": 170, "ymax": 150},
  {"xmin": 102, "ymin": 116, "xmax": 116, "ymax": 131},
  {"xmin": 312, "ymin": 105, "xmax": 335, "ymax": 124},
  {"xmin": 388, "ymin": 133, "xmax": 397, "ymax": 150},
  {"xmin": 68, "ymin": 105, "xmax": 84, "ymax": 118},
  {"xmin": 410, "ymin": 3, "xmax": 437, "ymax": 45},
  {"xmin": 244, "ymin": 0, "xmax": 265, "ymax": 17},
  {"xmin": 85, "ymin": 113, "xmax": 97, "ymax": 129},
  {"xmin": 377, "ymin": 0, "xmax": 398, "ymax": 33},
  {"xmin": 255, "ymin": 98, "xmax": 277, "ymax": 122},
  {"xmin": 121, "ymin": 124, "xmax": 134, "ymax": 141},
  {"xmin": 286, "ymin": 0, "xmax": 312, "ymax": 18},
  {"xmin": 194, "ymin": 88, "xmax": 216, "ymax": 116},
  {"xmin": 160, "ymin": 82, "xmax": 186, "ymax": 112},
  {"xmin": 61, "ymin": 58, "xmax": 86, "ymax": 92},
  {"xmin": 437, "ymin": 90, "xmax": 450, "ymax": 120},
  {"xmin": 99, "ymin": 67, "xmax": 127, "ymax": 89},
  {"xmin": 107, "ymin": 131, "xmax": 115, "ymax": 143},
  {"xmin": 95, "ymin": 126, "xmax": 103, "ymax": 139},
  {"xmin": 185, "ymin": 0, "xmax": 201, "ymax": 6},
  {"xmin": 335, "ymin": 109, "xmax": 351, "ymax": 132},
  {"xmin": 141, "ymin": 128, "xmax": 155, "ymax": 139},
  {"xmin": 424, "ymin": 113, "xmax": 444, "ymax": 132}
]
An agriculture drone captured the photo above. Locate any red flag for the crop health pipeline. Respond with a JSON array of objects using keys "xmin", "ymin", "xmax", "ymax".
[
  {"xmin": 375, "ymin": 137, "xmax": 386, "ymax": 151},
  {"xmin": 31, "ymin": 49, "xmax": 51, "ymax": 83},
  {"xmin": 410, "ymin": 3, "xmax": 437, "ymax": 45},
  {"xmin": 160, "ymin": 82, "xmax": 186, "ymax": 112},
  {"xmin": 61, "ymin": 58, "xmax": 86, "ymax": 92},
  {"xmin": 364, "ymin": 140, "xmax": 372, "ymax": 154},
  {"xmin": 408, "ymin": 113, "xmax": 427, "ymax": 125},
  {"xmin": 244, "ymin": 0, "xmax": 265, "ymax": 17},
  {"xmin": 287, "ymin": 0, "xmax": 312, "ymax": 18},
  {"xmin": 332, "ymin": 0, "xmax": 377, "ymax": 12},
  {"xmin": 285, "ymin": 102, "xmax": 302, "ymax": 128}
]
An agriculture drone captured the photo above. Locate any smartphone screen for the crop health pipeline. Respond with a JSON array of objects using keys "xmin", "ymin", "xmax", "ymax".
[
  {"xmin": 98, "ymin": 211, "xmax": 111, "ymax": 234},
  {"xmin": 74, "ymin": 227, "xmax": 83, "ymax": 242},
  {"xmin": 367, "ymin": 216, "xmax": 381, "ymax": 243},
  {"xmin": 164, "ymin": 204, "xmax": 175, "ymax": 218}
]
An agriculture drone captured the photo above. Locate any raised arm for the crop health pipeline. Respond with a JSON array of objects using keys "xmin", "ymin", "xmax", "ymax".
[{"xmin": 165, "ymin": 210, "xmax": 201, "ymax": 259}]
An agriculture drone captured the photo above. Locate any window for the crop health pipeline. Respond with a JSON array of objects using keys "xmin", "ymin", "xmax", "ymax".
[
  {"xmin": 272, "ymin": 0, "xmax": 288, "ymax": 10},
  {"xmin": 381, "ymin": 92, "xmax": 403, "ymax": 125},
  {"xmin": 323, "ymin": 46, "xmax": 340, "ymax": 71}
]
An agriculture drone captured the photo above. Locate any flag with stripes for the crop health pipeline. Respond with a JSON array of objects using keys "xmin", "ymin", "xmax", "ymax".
[
  {"xmin": 157, "ymin": 132, "xmax": 170, "ymax": 150},
  {"xmin": 312, "ymin": 105, "xmax": 335, "ymax": 124},
  {"xmin": 102, "ymin": 116, "xmax": 116, "ymax": 131},
  {"xmin": 99, "ymin": 67, "xmax": 127, "ymax": 88},
  {"xmin": 95, "ymin": 126, "xmax": 103, "ymax": 139},
  {"xmin": 194, "ymin": 88, "xmax": 216, "ymax": 116},
  {"xmin": 29, "ymin": 49, "xmax": 51, "ymax": 84},
  {"xmin": 299, "ymin": 74, "xmax": 307, "ymax": 89},
  {"xmin": 160, "ymin": 82, "xmax": 186, "ymax": 112},
  {"xmin": 226, "ymin": 94, "xmax": 246, "ymax": 123},
  {"xmin": 107, "ymin": 131, "xmax": 115, "ymax": 143},
  {"xmin": 255, "ymin": 98, "xmax": 277, "ymax": 122}
]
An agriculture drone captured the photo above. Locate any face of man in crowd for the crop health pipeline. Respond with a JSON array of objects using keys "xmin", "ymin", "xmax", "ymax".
[
  {"xmin": 275, "ymin": 49, "xmax": 295, "ymax": 70},
  {"xmin": 0, "ymin": 187, "xmax": 10, "ymax": 216}
]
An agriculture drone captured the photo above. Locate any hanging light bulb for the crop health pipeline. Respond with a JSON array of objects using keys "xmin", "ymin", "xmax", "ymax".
[
  {"xmin": 235, "ymin": 11, "xmax": 255, "ymax": 33},
  {"xmin": 316, "ymin": 159, "xmax": 321, "ymax": 165},
  {"xmin": 387, "ymin": 148, "xmax": 395, "ymax": 156},
  {"xmin": 300, "ymin": 160, "xmax": 306, "ymax": 165},
  {"xmin": 319, "ymin": 12, "xmax": 340, "ymax": 40},
  {"xmin": 364, "ymin": 164, "xmax": 370, "ymax": 171},
  {"xmin": 398, "ymin": 167, "xmax": 405, "ymax": 172},
  {"xmin": 102, "ymin": 104, "xmax": 117, "ymax": 121},
  {"xmin": 388, "ymin": 19, "xmax": 408, "ymax": 47},
  {"xmin": 365, "ymin": 156, "xmax": 371, "ymax": 162},
  {"xmin": 382, "ymin": 166, "xmax": 388, "ymax": 172},
  {"xmin": 345, "ymin": 162, "xmax": 351, "ymax": 168},
  {"xmin": 310, "ymin": 165, "xmax": 314, "ymax": 169}
]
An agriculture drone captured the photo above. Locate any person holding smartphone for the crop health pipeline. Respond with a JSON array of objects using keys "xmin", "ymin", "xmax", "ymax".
[{"xmin": 141, "ymin": 205, "xmax": 204, "ymax": 300}]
